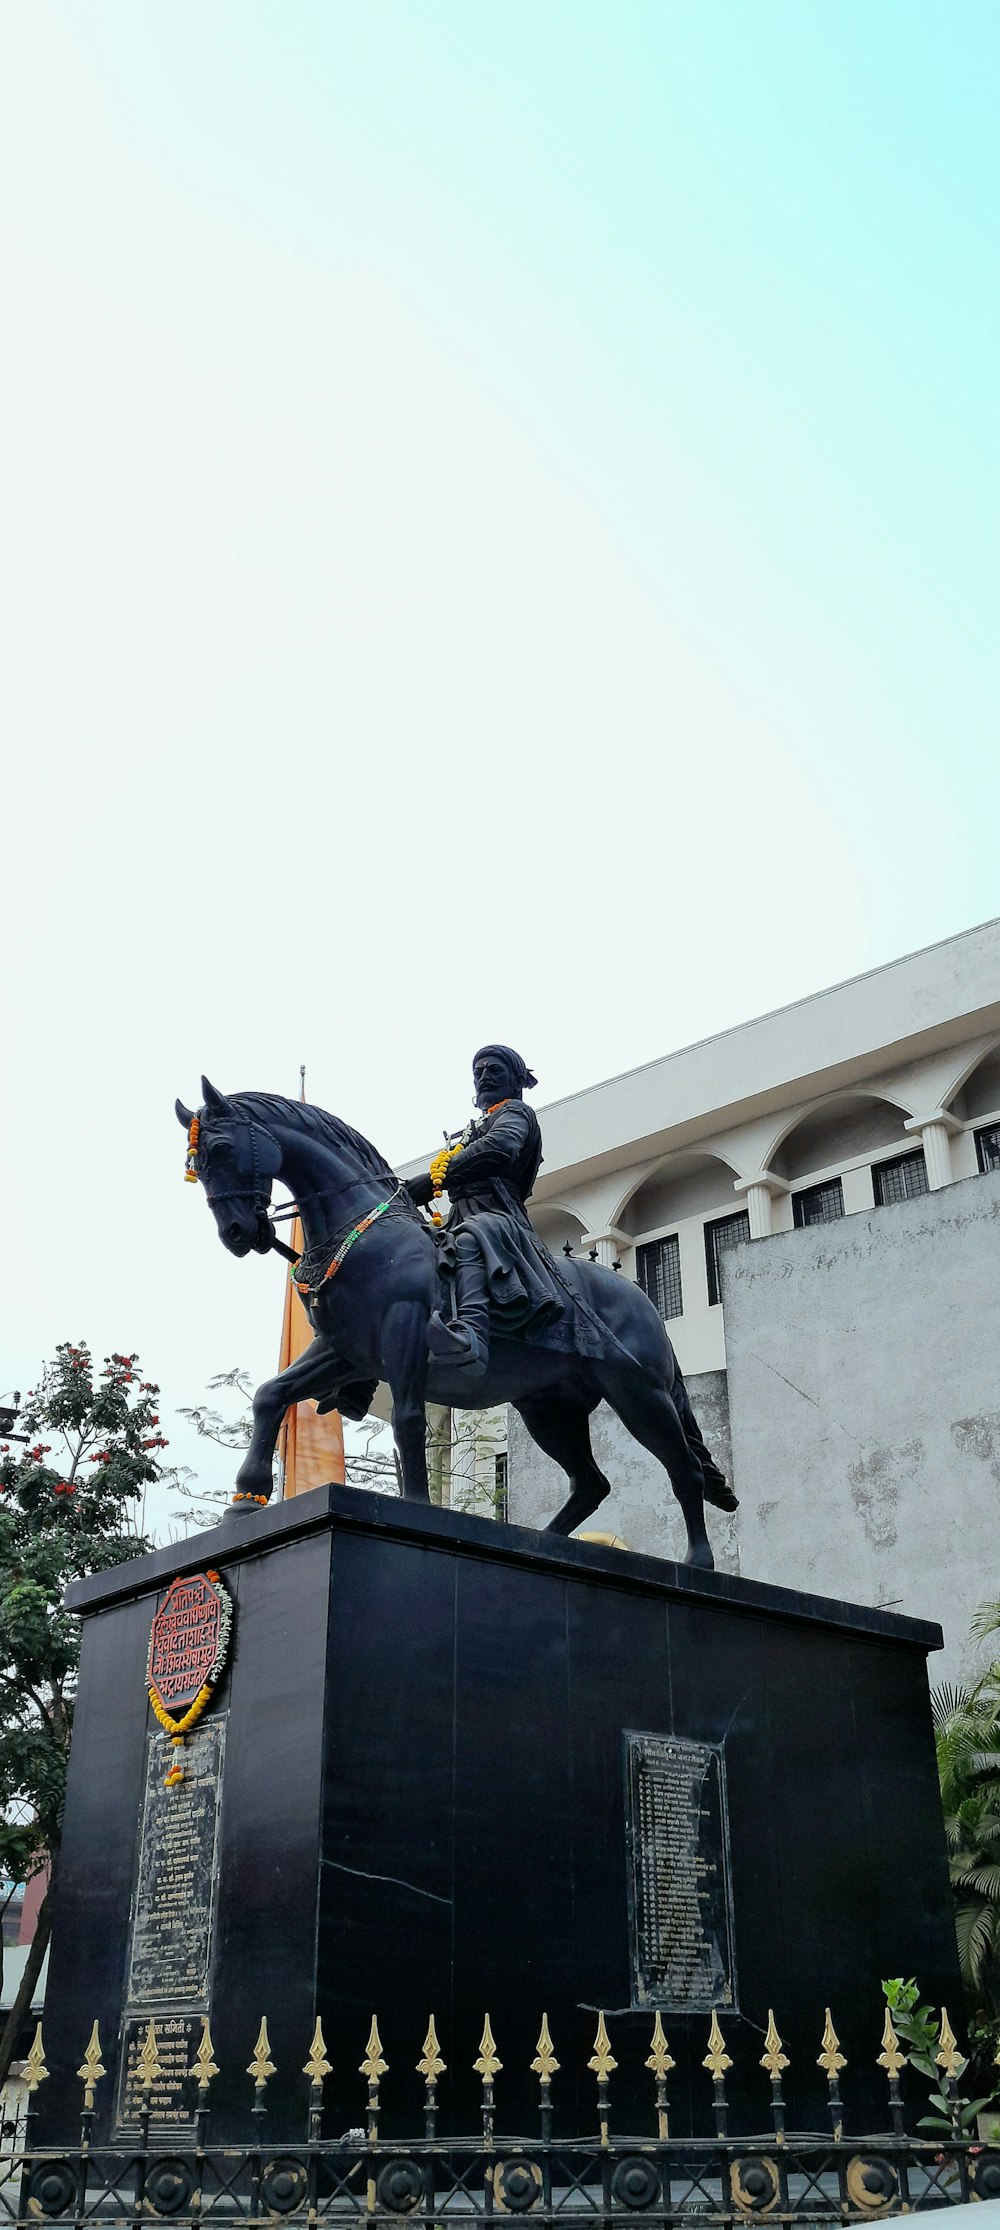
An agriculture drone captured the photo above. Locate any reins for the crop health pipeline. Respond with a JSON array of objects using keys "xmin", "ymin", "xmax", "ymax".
[{"xmin": 184, "ymin": 1114, "xmax": 415, "ymax": 1280}]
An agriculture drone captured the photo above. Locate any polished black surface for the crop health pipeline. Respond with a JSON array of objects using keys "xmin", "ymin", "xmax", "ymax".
[
  {"xmin": 46, "ymin": 1487, "xmax": 956, "ymax": 2144},
  {"xmin": 65, "ymin": 1480, "xmax": 942, "ymax": 1650}
]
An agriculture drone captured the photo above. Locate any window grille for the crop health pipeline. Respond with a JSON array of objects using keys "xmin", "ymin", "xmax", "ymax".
[
  {"xmin": 636, "ymin": 1234, "xmax": 683, "ymax": 1321},
  {"xmin": 975, "ymin": 1123, "xmax": 1000, "ymax": 1174},
  {"xmin": 493, "ymin": 1452, "xmax": 508, "ymax": 1524},
  {"xmin": 792, "ymin": 1177, "xmax": 845, "ymax": 1228},
  {"xmin": 704, "ymin": 1209, "xmax": 751, "ymax": 1306},
  {"xmin": 872, "ymin": 1149, "xmax": 928, "ymax": 1206}
]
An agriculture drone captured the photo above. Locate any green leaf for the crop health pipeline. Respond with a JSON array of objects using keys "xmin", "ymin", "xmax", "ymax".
[{"xmin": 909, "ymin": 2053, "xmax": 939, "ymax": 2081}]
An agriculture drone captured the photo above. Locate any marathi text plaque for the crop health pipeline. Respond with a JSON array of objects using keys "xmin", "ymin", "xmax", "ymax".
[
  {"xmin": 126, "ymin": 1718, "xmax": 225, "ymax": 2008},
  {"xmin": 147, "ymin": 1574, "xmax": 228, "ymax": 1715},
  {"xmin": 117, "ymin": 2013, "xmax": 203, "ymax": 2135},
  {"xmin": 624, "ymin": 1731, "xmax": 737, "ymax": 2011}
]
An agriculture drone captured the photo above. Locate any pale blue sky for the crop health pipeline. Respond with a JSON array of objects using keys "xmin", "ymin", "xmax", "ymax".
[{"xmin": 1, "ymin": 3, "xmax": 997, "ymax": 1510}]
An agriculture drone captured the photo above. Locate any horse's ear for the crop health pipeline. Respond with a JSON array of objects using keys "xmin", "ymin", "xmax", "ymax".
[
  {"xmin": 201, "ymin": 1076, "xmax": 234, "ymax": 1116},
  {"xmin": 176, "ymin": 1097, "xmax": 195, "ymax": 1128}
]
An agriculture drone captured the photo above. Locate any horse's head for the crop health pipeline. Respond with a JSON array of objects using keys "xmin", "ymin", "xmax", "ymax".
[{"xmin": 175, "ymin": 1077, "xmax": 283, "ymax": 1258}]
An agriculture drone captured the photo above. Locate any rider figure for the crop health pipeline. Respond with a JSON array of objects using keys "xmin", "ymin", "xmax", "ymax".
[{"xmin": 406, "ymin": 1045, "xmax": 547, "ymax": 1379}]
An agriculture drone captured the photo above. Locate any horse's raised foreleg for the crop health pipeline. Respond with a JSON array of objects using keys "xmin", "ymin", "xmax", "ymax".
[
  {"xmin": 233, "ymin": 1338, "xmax": 344, "ymax": 1509},
  {"xmin": 381, "ymin": 1299, "xmax": 431, "ymax": 1504},
  {"xmin": 516, "ymin": 1397, "xmax": 611, "ymax": 1536}
]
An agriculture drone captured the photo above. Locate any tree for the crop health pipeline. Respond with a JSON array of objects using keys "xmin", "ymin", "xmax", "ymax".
[
  {"xmin": 174, "ymin": 1369, "xmax": 255, "ymax": 1531},
  {"xmin": 0, "ymin": 1343, "xmax": 170, "ymax": 2087},
  {"xmin": 176, "ymin": 1371, "xmax": 401, "ymax": 1520}
]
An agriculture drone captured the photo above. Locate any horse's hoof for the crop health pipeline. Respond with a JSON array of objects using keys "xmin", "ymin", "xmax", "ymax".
[
  {"xmin": 230, "ymin": 1490, "xmax": 271, "ymax": 1514},
  {"xmin": 684, "ymin": 1542, "xmax": 715, "ymax": 1571},
  {"xmin": 543, "ymin": 1492, "xmax": 602, "ymax": 1537}
]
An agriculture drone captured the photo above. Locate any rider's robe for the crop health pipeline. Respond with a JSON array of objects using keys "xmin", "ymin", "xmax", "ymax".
[{"xmin": 440, "ymin": 1101, "xmax": 605, "ymax": 1359}]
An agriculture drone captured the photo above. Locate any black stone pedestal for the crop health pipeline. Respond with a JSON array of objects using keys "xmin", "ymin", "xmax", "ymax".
[{"xmin": 42, "ymin": 1485, "xmax": 958, "ymax": 2144}]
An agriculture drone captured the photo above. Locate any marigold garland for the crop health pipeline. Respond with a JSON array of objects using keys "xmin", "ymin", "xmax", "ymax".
[
  {"xmin": 146, "ymin": 1571, "xmax": 233, "ymax": 1789},
  {"xmin": 148, "ymin": 1683, "xmax": 213, "ymax": 1739},
  {"xmin": 184, "ymin": 1115, "xmax": 200, "ymax": 1183},
  {"xmin": 427, "ymin": 1100, "xmax": 510, "ymax": 1223}
]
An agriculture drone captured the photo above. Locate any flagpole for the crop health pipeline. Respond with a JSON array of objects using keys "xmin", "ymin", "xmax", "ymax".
[{"xmin": 276, "ymin": 1060, "xmax": 346, "ymax": 1498}]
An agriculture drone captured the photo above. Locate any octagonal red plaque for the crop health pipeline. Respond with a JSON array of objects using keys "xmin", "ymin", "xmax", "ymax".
[{"xmin": 147, "ymin": 1572, "xmax": 232, "ymax": 1720}]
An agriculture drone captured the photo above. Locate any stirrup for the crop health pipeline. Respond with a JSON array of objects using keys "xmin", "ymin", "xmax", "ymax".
[{"xmin": 427, "ymin": 1310, "xmax": 488, "ymax": 1375}]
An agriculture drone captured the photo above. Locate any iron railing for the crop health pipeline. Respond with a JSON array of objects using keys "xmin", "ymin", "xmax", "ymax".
[{"xmin": 8, "ymin": 2004, "xmax": 1000, "ymax": 2224}]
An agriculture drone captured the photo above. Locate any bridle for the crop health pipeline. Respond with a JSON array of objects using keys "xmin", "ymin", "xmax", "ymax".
[{"xmin": 185, "ymin": 1115, "xmax": 300, "ymax": 1264}]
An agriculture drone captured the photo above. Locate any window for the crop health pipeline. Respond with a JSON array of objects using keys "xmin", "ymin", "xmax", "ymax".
[
  {"xmin": 976, "ymin": 1123, "xmax": 1000, "ymax": 1174},
  {"xmin": 873, "ymin": 1149, "xmax": 928, "ymax": 1206},
  {"xmin": 793, "ymin": 1177, "xmax": 845, "ymax": 1228},
  {"xmin": 493, "ymin": 1452, "xmax": 508, "ymax": 1524},
  {"xmin": 637, "ymin": 1235, "xmax": 683, "ymax": 1321},
  {"xmin": 704, "ymin": 1210, "xmax": 751, "ymax": 1306}
]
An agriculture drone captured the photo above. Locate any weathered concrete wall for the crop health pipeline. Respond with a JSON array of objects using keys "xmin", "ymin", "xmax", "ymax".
[
  {"xmin": 507, "ymin": 1370, "xmax": 740, "ymax": 1573},
  {"xmin": 721, "ymin": 1169, "xmax": 1000, "ymax": 1679},
  {"xmin": 508, "ymin": 1173, "xmax": 1000, "ymax": 1677}
]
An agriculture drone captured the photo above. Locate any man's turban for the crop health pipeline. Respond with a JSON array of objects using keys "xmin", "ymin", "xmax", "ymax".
[{"xmin": 473, "ymin": 1045, "xmax": 538, "ymax": 1091}]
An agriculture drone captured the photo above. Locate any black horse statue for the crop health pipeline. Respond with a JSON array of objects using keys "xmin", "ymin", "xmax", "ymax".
[{"xmin": 174, "ymin": 1076, "xmax": 738, "ymax": 1568}]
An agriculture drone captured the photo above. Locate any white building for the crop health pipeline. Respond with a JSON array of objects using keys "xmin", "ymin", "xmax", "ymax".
[
  {"xmin": 523, "ymin": 914, "xmax": 1000, "ymax": 1377},
  {"xmin": 497, "ymin": 916, "xmax": 1000, "ymax": 1675}
]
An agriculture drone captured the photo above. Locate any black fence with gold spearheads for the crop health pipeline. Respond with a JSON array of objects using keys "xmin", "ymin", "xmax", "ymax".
[{"xmin": 6, "ymin": 2003, "xmax": 1000, "ymax": 2224}]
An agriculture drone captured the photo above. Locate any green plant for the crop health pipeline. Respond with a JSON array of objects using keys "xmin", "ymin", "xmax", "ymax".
[
  {"xmin": 932, "ymin": 1605, "xmax": 1000, "ymax": 2017},
  {"xmin": 881, "ymin": 1978, "xmax": 995, "ymax": 2134}
]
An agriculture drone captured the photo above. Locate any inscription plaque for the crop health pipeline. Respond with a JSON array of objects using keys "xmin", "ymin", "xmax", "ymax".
[
  {"xmin": 147, "ymin": 1572, "xmax": 230, "ymax": 1716},
  {"xmin": 127, "ymin": 1717, "xmax": 225, "ymax": 2006},
  {"xmin": 116, "ymin": 1717, "xmax": 226, "ymax": 2136},
  {"xmin": 117, "ymin": 2013, "xmax": 203, "ymax": 2134},
  {"xmin": 624, "ymin": 1731, "xmax": 737, "ymax": 2011}
]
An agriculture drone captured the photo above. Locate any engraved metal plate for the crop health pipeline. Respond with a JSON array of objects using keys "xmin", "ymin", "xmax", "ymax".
[
  {"xmin": 624, "ymin": 1731, "xmax": 737, "ymax": 2011},
  {"xmin": 127, "ymin": 1718, "xmax": 226, "ymax": 2007}
]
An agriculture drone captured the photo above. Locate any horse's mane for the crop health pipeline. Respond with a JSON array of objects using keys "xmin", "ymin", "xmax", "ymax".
[{"xmin": 229, "ymin": 1091, "xmax": 398, "ymax": 1185}]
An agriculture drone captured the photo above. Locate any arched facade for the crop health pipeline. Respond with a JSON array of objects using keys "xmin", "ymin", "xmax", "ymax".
[
  {"xmin": 947, "ymin": 1039, "xmax": 1000, "ymax": 1125},
  {"xmin": 766, "ymin": 1092, "xmax": 911, "ymax": 1183},
  {"xmin": 528, "ymin": 1204, "xmax": 588, "ymax": 1255},
  {"xmin": 515, "ymin": 938, "xmax": 1000, "ymax": 1377},
  {"xmin": 618, "ymin": 1151, "xmax": 741, "ymax": 1238}
]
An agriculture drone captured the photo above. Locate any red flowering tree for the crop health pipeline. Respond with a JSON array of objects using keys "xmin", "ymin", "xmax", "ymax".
[{"xmin": 0, "ymin": 1342, "xmax": 170, "ymax": 2085}]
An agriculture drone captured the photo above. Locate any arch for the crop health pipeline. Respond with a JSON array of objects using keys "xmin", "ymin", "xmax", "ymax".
[
  {"xmin": 529, "ymin": 1203, "xmax": 588, "ymax": 1255},
  {"xmin": 616, "ymin": 1150, "xmax": 741, "ymax": 1239},
  {"xmin": 944, "ymin": 1036, "xmax": 1000, "ymax": 1123},
  {"xmin": 766, "ymin": 1092, "xmax": 912, "ymax": 1185}
]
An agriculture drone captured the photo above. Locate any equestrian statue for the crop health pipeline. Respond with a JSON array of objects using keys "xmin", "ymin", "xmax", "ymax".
[{"xmin": 175, "ymin": 1046, "xmax": 737, "ymax": 1568}]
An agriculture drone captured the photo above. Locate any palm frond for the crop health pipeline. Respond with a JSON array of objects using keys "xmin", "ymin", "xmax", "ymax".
[
  {"xmin": 969, "ymin": 1601, "xmax": 1000, "ymax": 1648},
  {"xmin": 952, "ymin": 1865, "xmax": 1000, "ymax": 1899},
  {"xmin": 954, "ymin": 1900, "xmax": 994, "ymax": 1991},
  {"xmin": 932, "ymin": 1681, "xmax": 972, "ymax": 1723}
]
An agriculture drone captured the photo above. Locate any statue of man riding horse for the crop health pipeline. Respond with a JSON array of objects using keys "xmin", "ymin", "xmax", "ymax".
[{"xmin": 175, "ymin": 1045, "xmax": 737, "ymax": 1568}]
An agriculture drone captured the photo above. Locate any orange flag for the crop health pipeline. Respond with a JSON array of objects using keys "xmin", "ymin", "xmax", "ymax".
[{"xmin": 276, "ymin": 1220, "xmax": 346, "ymax": 1497}]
